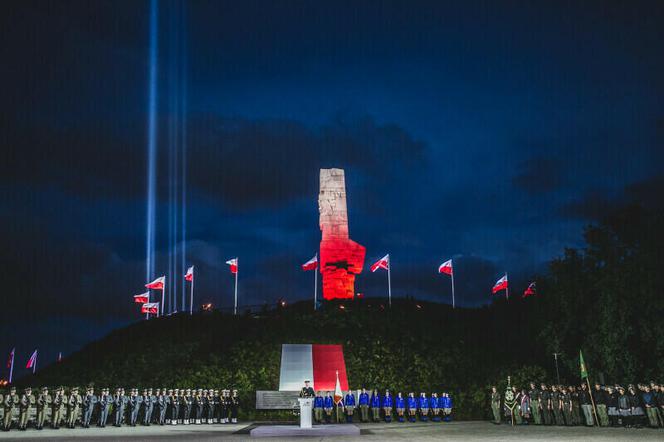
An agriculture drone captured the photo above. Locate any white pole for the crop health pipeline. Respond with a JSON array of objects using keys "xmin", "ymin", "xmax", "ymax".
[
  {"xmin": 505, "ymin": 273, "xmax": 509, "ymax": 301},
  {"xmin": 451, "ymin": 265, "xmax": 456, "ymax": 309},
  {"xmin": 160, "ymin": 280, "xmax": 165, "ymax": 317},
  {"xmin": 146, "ymin": 290, "xmax": 150, "ymax": 320},
  {"xmin": 387, "ymin": 255, "xmax": 392, "ymax": 308},
  {"xmin": 190, "ymin": 268, "xmax": 194, "ymax": 315},
  {"xmin": 8, "ymin": 351, "xmax": 14, "ymax": 383},
  {"xmin": 33, "ymin": 351, "xmax": 37, "ymax": 374},
  {"xmin": 314, "ymin": 257, "xmax": 318, "ymax": 311},
  {"xmin": 234, "ymin": 261, "xmax": 238, "ymax": 315}
]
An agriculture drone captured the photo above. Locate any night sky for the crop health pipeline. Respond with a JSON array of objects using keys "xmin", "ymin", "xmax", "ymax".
[{"xmin": 1, "ymin": 1, "xmax": 663, "ymax": 377}]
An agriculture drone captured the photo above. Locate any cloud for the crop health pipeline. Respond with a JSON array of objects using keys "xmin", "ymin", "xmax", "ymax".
[{"xmin": 512, "ymin": 156, "xmax": 563, "ymax": 195}]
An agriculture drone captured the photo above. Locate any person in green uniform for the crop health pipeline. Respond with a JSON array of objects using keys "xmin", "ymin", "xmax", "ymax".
[
  {"xmin": 18, "ymin": 387, "xmax": 34, "ymax": 430},
  {"xmin": 51, "ymin": 387, "xmax": 65, "ymax": 429},
  {"xmin": 551, "ymin": 385, "xmax": 564, "ymax": 425},
  {"xmin": 2, "ymin": 387, "xmax": 18, "ymax": 431},
  {"xmin": 511, "ymin": 386, "xmax": 522, "ymax": 424},
  {"xmin": 66, "ymin": 387, "xmax": 81, "ymax": 428},
  {"xmin": 490, "ymin": 386, "xmax": 501, "ymax": 424},
  {"xmin": 36, "ymin": 387, "xmax": 51, "ymax": 430},
  {"xmin": 561, "ymin": 386, "xmax": 573, "ymax": 426},
  {"xmin": 570, "ymin": 385, "xmax": 581, "ymax": 425},
  {"xmin": 540, "ymin": 384, "xmax": 552, "ymax": 425},
  {"xmin": 528, "ymin": 383, "xmax": 541, "ymax": 425},
  {"xmin": 593, "ymin": 383, "xmax": 609, "ymax": 426}
]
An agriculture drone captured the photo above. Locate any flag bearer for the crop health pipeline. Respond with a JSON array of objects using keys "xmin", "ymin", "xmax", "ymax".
[
  {"xmin": 18, "ymin": 387, "xmax": 34, "ymax": 430},
  {"xmin": 334, "ymin": 394, "xmax": 344, "ymax": 423},
  {"xmin": 323, "ymin": 391, "xmax": 333, "ymax": 423},
  {"xmin": 407, "ymin": 392, "xmax": 417, "ymax": 422},
  {"xmin": 98, "ymin": 388, "xmax": 111, "ymax": 427},
  {"xmin": 36, "ymin": 387, "xmax": 51, "ymax": 430},
  {"xmin": 370, "ymin": 389, "xmax": 381, "ymax": 422},
  {"xmin": 382, "ymin": 390, "xmax": 393, "ymax": 423},
  {"xmin": 395, "ymin": 392, "xmax": 406, "ymax": 422},
  {"xmin": 430, "ymin": 393, "xmax": 440, "ymax": 422},
  {"xmin": 313, "ymin": 391, "xmax": 324, "ymax": 423},
  {"xmin": 358, "ymin": 388, "xmax": 370, "ymax": 422},
  {"xmin": 419, "ymin": 392, "xmax": 429, "ymax": 421},
  {"xmin": 344, "ymin": 390, "xmax": 356, "ymax": 422}
]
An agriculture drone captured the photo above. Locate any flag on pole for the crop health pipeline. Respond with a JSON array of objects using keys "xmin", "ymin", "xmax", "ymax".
[
  {"xmin": 145, "ymin": 276, "xmax": 165, "ymax": 290},
  {"xmin": 334, "ymin": 370, "xmax": 343, "ymax": 404},
  {"xmin": 492, "ymin": 275, "xmax": 509, "ymax": 294},
  {"xmin": 523, "ymin": 282, "xmax": 536, "ymax": 298},
  {"xmin": 580, "ymin": 350, "xmax": 588, "ymax": 379},
  {"xmin": 184, "ymin": 266, "xmax": 194, "ymax": 281},
  {"xmin": 134, "ymin": 292, "xmax": 149, "ymax": 303},
  {"xmin": 26, "ymin": 350, "xmax": 38, "ymax": 372},
  {"xmin": 226, "ymin": 258, "xmax": 238, "ymax": 274},
  {"xmin": 141, "ymin": 302, "xmax": 160, "ymax": 314},
  {"xmin": 370, "ymin": 254, "xmax": 390, "ymax": 272},
  {"xmin": 438, "ymin": 259, "xmax": 453, "ymax": 275},
  {"xmin": 301, "ymin": 254, "xmax": 318, "ymax": 271},
  {"xmin": 6, "ymin": 348, "xmax": 14, "ymax": 383}
]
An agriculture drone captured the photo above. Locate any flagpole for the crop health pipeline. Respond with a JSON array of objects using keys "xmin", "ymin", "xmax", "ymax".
[
  {"xmin": 190, "ymin": 270, "xmax": 194, "ymax": 315},
  {"xmin": 387, "ymin": 255, "xmax": 392, "ymax": 308},
  {"xmin": 8, "ymin": 350, "xmax": 14, "ymax": 384},
  {"xmin": 234, "ymin": 260, "xmax": 238, "ymax": 315},
  {"xmin": 33, "ymin": 351, "xmax": 37, "ymax": 374},
  {"xmin": 146, "ymin": 290, "xmax": 150, "ymax": 320},
  {"xmin": 451, "ymin": 264, "xmax": 455, "ymax": 309},
  {"xmin": 505, "ymin": 273, "xmax": 509, "ymax": 300},
  {"xmin": 161, "ymin": 279, "xmax": 165, "ymax": 316},
  {"xmin": 586, "ymin": 376, "xmax": 599, "ymax": 426},
  {"xmin": 314, "ymin": 255, "xmax": 318, "ymax": 311}
]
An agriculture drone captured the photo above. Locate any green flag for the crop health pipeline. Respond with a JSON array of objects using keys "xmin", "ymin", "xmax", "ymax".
[{"xmin": 580, "ymin": 350, "xmax": 588, "ymax": 379}]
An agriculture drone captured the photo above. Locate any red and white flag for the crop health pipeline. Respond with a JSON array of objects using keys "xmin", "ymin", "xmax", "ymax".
[
  {"xmin": 492, "ymin": 275, "xmax": 509, "ymax": 294},
  {"xmin": 145, "ymin": 276, "xmax": 165, "ymax": 290},
  {"xmin": 6, "ymin": 348, "xmax": 14, "ymax": 383},
  {"xmin": 370, "ymin": 254, "xmax": 390, "ymax": 272},
  {"xmin": 133, "ymin": 292, "xmax": 149, "ymax": 304},
  {"xmin": 141, "ymin": 302, "xmax": 159, "ymax": 314},
  {"xmin": 184, "ymin": 266, "xmax": 194, "ymax": 282},
  {"xmin": 26, "ymin": 350, "xmax": 38, "ymax": 371},
  {"xmin": 302, "ymin": 254, "xmax": 318, "ymax": 271},
  {"xmin": 438, "ymin": 259, "xmax": 453, "ymax": 275},
  {"xmin": 523, "ymin": 281, "xmax": 536, "ymax": 298},
  {"xmin": 334, "ymin": 370, "xmax": 343, "ymax": 404},
  {"xmin": 226, "ymin": 258, "xmax": 238, "ymax": 274}
]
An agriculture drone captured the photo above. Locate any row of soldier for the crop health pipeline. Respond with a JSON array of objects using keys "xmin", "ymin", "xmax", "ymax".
[
  {"xmin": 1, "ymin": 386, "xmax": 240, "ymax": 431},
  {"xmin": 490, "ymin": 381, "xmax": 664, "ymax": 429}
]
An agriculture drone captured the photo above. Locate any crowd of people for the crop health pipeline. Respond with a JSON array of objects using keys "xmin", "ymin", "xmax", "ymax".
[
  {"xmin": 301, "ymin": 382, "xmax": 453, "ymax": 424},
  {"xmin": 490, "ymin": 381, "xmax": 664, "ymax": 429},
  {"xmin": 1, "ymin": 386, "xmax": 241, "ymax": 432}
]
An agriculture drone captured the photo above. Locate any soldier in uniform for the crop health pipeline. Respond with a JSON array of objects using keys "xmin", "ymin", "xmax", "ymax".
[
  {"xmin": 528, "ymin": 383, "xmax": 541, "ymax": 424},
  {"xmin": 51, "ymin": 387, "xmax": 65, "ymax": 429},
  {"xmin": 370, "ymin": 389, "xmax": 380, "ymax": 422},
  {"xmin": 313, "ymin": 391, "xmax": 324, "ymax": 423},
  {"xmin": 382, "ymin": 390, "xmax": 392, "ymax": 423},
  {"xmin": 128, "ymin": 388, "xmax": 140, "ymax": 426},
  {"xmin": 579, "ymin": 383, "xmax": 594, "ymax": 426},
  {"xmin": 82, "ymin": 386, "xmax": 97, "ymax": 428},
  {"xmin": 656, "ymin": 383, "xmax": 664, "ymax": 427},
  {"xmin": 490, "ymin": 387, "xmax": 501, "ymax": 424},
  {"xmin": 113, "ymin": 388, "xmax": 124, "ymax": 426},
  {"xmin": 323, "ymin": 391, "xmax": 333, "ymax": 423},
  {"xmin": 358, "ymin": 388, "xmax": 369, "ymax": 422},
  {"xmin": 18, "ymin": 387, "xmax": 34, "ymax": 430},
  {"xmin": 3, "ymin": 386, "xmax": 18, "ymax": 431},
  {"xmin": 155, "ymin": 388, "xmax": 165, "ymax": 425},
  {"xmin": 212, "ymin": 389, "xmax": 220, "ymax": 424},
  {"xmin": 165, "ymin": 389, "xmax": 174, "ymax": 425},
  {"xmin": 430, "ymin": 393, "xmax": 440, "ymax": 422},
  {"xmin": 344, "ymin": 390, "xmax": 356, "ymax": 422},
  {"xmin": 230, "ymin": 389, "xmax": 240, "ymax": 423},
  {"xmin": 207, "ymin": 389, "xmax": 215, "ymax": 424},
  {"xmin": 540, "ymin": 384, "xmax": 552, "ymax": 425},
  {"xmin": 395, "ymin": 392, "xmax": 406, "ymax": 422},
  {"xmin": 406, "ymin": 392, "xmax": 417, "ymax": 423},
  {"xmin": 36, "ymin": 386, "xmax": 51, "ymax": 430},
  {"xmin": 561, "ymin": 386, "xmax": 573, "ymax": 425},
  {"xmin": 98, "ymin": 388, "xmax": 111, "ymax": 427},
  {"xmin": 551, "ymin": 385, "xmax": 563, "ymax": 425},
  {"xmin": 66, "ymin": 386, "xmax": 81, "ymax": 428},
  {"xmin": 191, "ymin": 389, "xmax": 200, "ymax": 424},
  {"xmin": 593, "ymin": 383, "xmax": 608, "ymax": 426},
  {"xmin": 299, "ymin": 380, "xmax": 314, "ymax": 398},
  {"xmin": 570, "ymin": 385, "xmax": 581, "ymax": 425}
]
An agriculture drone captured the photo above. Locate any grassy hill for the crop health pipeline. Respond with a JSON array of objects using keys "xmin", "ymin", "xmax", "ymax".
[{"xmin": 17, "ymin": 298, "xmax": 550, "ymax": 420}]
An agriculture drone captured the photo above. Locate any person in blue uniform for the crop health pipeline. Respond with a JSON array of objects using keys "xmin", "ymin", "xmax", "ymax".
[
  {"xmin": 358, "ymin": 389, "xmax": 370, "ymax": 422},
  {"xmin": 395, "ymin": 392, "xmax": 406, "ymax": 422},
  {"xmin": 313, "ymin": 391, "xmax": 324, "ymax": 424},
  {"xmin": 442, "ymin": 392, "xmax": 453, "ymax": 422},
  {"xmin": 370, "ymin": 389, "xmax": 381, "ymax": 422},
  {"xmin": 323, "ymin": 392, "xmax": 334, "ymax": 423},
  {"xmin": 382, "ymin": 390, "xmax": 393, "ymax": 422},
  {"xmin": 419, "ymin": 393, "xmax": 429, "ymax": 421},
  {"xmin": 344, "ymin": 391, "xmax": 356, "ymax": 423},
  {"xmin": 407, "ymin": 393, "xmax": 417, "ymax": 422},
  {"xmin": 430, "ymin": 393, "xmax": 441, "ymax": 422}
]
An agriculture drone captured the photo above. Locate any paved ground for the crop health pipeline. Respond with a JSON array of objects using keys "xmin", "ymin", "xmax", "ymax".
[{"xmin": 0, "ymin": 421, "xmax": 662, "ymax": 441}]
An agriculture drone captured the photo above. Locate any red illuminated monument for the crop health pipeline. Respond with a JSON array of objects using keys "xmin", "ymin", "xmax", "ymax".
[{"xmin": 318, "ymin": 168, "xmax": 366, "ymax": 299}]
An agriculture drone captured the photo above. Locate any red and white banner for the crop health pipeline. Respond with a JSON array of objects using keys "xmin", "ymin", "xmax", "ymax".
[
  {"xmin": 370, "ymin": 254, "xmax": 390, "ymax": 272},
  {"xmin": 134, "ymin": 292, "xmax": 149, "ymax": 304},
  {"xmin": 226, "ymin": 258, "xmax": 238, "ymax": 274},
  {"xmin": 278, "ymin": 344, "xmax": 349, "ymax": 392},
  {"xmin": 334, "ymin": 371, "xmax": 343, "ymax": 404},
  {"xmin": 523, "ymin": 281, "xmax": 536, "ymax": 298},
  {"xmin": 184, "ymin": 266, "xmax": 194, "ymax": 281},
  {"xmin": 26, "ymin": 350, "xmax": 38, "ymax": 370},
  {"xmin": 438, "ymin": 259, "xmax": 453, "ymax": 275},
  {"xmin": 145, "ymin": 276, "xmax": 165, "ymax": 290},
  {"xmin": 141, "ymin": 302, "xmax": 159, "ymax": 314},
  {"xmin": 492, "ymin": 275, "xmax": 509, "ymax": 294},
  {"xmin": 301, "ymin": 254, "xmax": 318, "ymax": 271}
]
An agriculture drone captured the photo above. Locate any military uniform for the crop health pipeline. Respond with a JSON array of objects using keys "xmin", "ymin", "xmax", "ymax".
[
  {"xmin": 540, "ymin": 385, "xmax": 552, "ymax": 425},
  {"xmin": 128, "ymin": 389, "xmax": 140, "ymax": 426},
  {"xmin": 570, "ymin": 387, "xmax": 581, "ymax": 425},
  {"xmin": 66, "ymin": 387, "xmax": 81, "ymax": 428},
  {"xmin": 113, "ymin": 388, "xmax": 124, "ymax": 426},
  {"xmin": 230, "ymin": 390, "xmax": 240, "ymax": 423},
  {"xmin": 490, "ymin": 388, "xmax": 501, "ymax": 424},
  {"xmin": 3, "ymin": 387, "xmax": 18, "ymax": 431},
  {"xmin": 82, "ymin": 387, "xmax": 97, "ymax": 428},
  {"xmin": 551, "ymin": 387, "xmax": 563, "ymax": 425},
  {"xmin": 36, "ymin": 387, "xmax": 51, "ymax": 430},
  {"xmin": 98, "ymin": 388, "xmax": 111, "ymax": 427},
  {"xmin": 579, "ymin": 385, "xmax": 594, "ymax": 426},
  {"xmin": 528, "ymin": 384, "xmax": 541, "ymax": 424},
  {"xmin": 18, "ymin": 387, "xmax": 35, "ymax": 430},
  {"xmin": 51, "ymin": 388, "xmax": 65, "ymax": 429},
  {"xmin": 561, "ymin": 389, "xmax": 573, "ymax": 425}
]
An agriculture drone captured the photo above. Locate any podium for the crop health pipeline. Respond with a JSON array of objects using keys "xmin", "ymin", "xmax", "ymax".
[{"xmin": 298, "ymin": 398, "xmax": 313, "ymax": 428}]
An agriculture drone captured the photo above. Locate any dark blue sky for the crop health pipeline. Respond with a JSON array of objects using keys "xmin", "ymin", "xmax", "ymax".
[{"xmin": 1, "ymin": 0, "xmax": 663, "ymax": 377}]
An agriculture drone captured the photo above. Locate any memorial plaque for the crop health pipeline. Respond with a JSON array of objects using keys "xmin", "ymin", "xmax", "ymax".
[{"xmin": 256, "ymin": 390, "xmax": 300, "ymax": 410}]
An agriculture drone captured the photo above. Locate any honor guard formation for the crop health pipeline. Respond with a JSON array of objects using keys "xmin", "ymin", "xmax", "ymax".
[
  {"xmin": 491, "ymin": 381, "xmax": 664, "ymax": 429},
  {"xmin": 300, "ymin": 382, "xmax": 453, "ymax": 424},
  {"xmin": 1, "ymin": 386, "xmax": 240, "ymax": 431}
]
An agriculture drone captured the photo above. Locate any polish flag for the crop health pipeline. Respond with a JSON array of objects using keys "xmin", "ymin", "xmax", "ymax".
[
  {"xmin": 523, "ymin": 282, "xmax": 536, "ymax": 298},
  {"xmin": 6, "ymin": 348, "xmax": 13, "ymax": 369},
  {"xmin": 226, "ymin": 258, "xmax": 238, "ymax": 274},
  {"xmin": 26, "ymin": 350, "xmax": 38, "ymax": 370},
  {"xmin": 301, "ymin": 254, "xmax": 318, "ymax": 271},
  {"xmin": 334, "ymin": 371, "xmax": 343, "ymax": 405},
  {"xmin": 438, "ymin": 259, "xmax": 453, "ymax": 275},
  {"xmin": 278, "ymin": 344, "xmax": 349, "ymax": 392},
  {"xmin": 145, "ymin": 276, "xmax": 165, "ymax": 290},
  {"xmin": 141, "ymin": 302, "xmax": 159, "ymax": 314},
  {"xmin": 492, "ymin": 275, "xmax": 509, "ymax": 294},
  {"xmin": 370, "ymin": 254, "xmax": 390, "ymax": 272},
  {"xmin": 134, "ymin": 292, "xmax": 149, "ymax": 304},
  {"xmin": 184, "ymin": 266, "xmax": 194, "ymax": 282}
]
